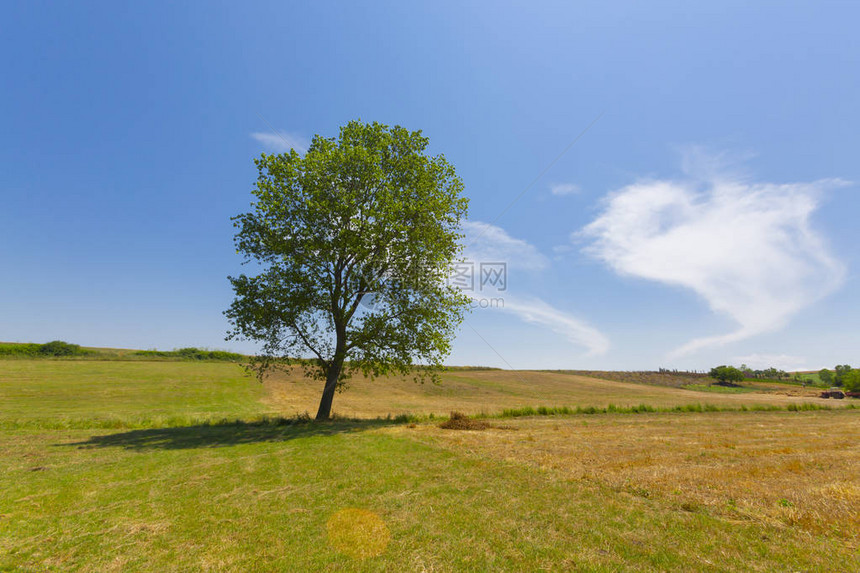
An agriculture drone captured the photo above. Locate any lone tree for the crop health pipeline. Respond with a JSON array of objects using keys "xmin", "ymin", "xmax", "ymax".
[{"xmin": 226, "ymin": 121, "xmax": 470, "ymax": 420}]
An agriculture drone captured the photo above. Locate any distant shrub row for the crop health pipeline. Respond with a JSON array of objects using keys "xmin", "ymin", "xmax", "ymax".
[
  {"xmin": 549, "ymin": 370, "xmax": 709, "ymax": 389},
  {"xmin": 496, "ymin": 401, "xmax": 852, "ymax": 418},
  {"xmin": 132, "ymin": 348, "xmax": 245, "ymax": 361},
  {"xmin": 0, "ymin": 341, "xmax": 93, "ymax": 357},
  {"xmin": 0, "ymin": 342, "xmax": 246, "ymax": 361}
]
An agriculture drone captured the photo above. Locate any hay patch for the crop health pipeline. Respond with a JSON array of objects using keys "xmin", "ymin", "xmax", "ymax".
[{"xmin": 439, "ymin": 411, "xmax": 490, "ymax": 431}]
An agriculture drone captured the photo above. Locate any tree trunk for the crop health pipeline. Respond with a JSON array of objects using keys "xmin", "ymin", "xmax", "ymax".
[
  {"xmin": 316, "ymin": 318, "xmax": 347, "ymax": 421},
  {"xmin": 315, "ymin": 359, "xmax": 343, "ymax": 421}
]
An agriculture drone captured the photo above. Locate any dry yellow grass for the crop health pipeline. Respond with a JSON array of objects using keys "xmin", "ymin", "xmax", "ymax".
[
  {"xmin": 262, "ymin": 367, "xmax": 844, "ymax": 418},
  {"xmin": 399, "ymin": 410, "xmax": 860, "ymax": 545}
]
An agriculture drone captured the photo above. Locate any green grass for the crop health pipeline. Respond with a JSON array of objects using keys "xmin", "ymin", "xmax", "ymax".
[
  {"xmin": 793, "ymin": 371, "xmax": 831, "ymax": 386},
  {"xmin": 4, "ymin": 421, "xmax": 857, "ymax": 571},
  {"xmin": 493, "ymin": 402, "xmax": 849, "ymax": 418},
  {"xmin": 1, "ymin": 359, "xmax": 858, "ymax": 571},
  {"xmin": 682, "ymin": 383, "xmax": 757, "ymax": 394},
  {"xmin": 742, "ymin": 374, "xmax": 830, "ymax": 388},
  {"xmin": 0, "ymin": 361, "xmax": 271, "ymax": 429}
]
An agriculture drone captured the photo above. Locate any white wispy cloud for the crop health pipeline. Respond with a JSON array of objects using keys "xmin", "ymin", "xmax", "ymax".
[
  {"xmin": 460, "ymin": 220, "xmax": 609, "ymax": 356},
  {"xmin": 732, "ymin": 353, "xmax": 808, "ymax": 371},
  {"xmin": 461, "ymin": 220, "xmax": 549, "ymax": 271},
  {"xmin": 497, "ymin": 294, "xmax": 610, "ymax": 356},
  {"xmin": 580, "ymin": 158, "xmax": 847, "ymax": 358},
  {"xmin": 550, "ymin": 183, "xmax": 581, "ymax": 196},
  {"xmin": 250, "ymin": 131, "xmax": 310, "ymax": 154}
]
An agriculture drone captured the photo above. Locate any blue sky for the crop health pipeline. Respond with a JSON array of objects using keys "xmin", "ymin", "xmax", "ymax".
[{"xmin": 2, "ymin": 1, "xmax": 858, "ymax": 371}]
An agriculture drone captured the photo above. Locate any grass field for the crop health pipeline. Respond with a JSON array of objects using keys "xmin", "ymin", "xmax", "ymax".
[
  {"xmin": 1, "ymin": 360, "xmax": 858, "ymax": 571},
  {"xmin": 0, "ymin": 361, "xmax": 270, "ymax": 429},
  {"xmin": 260, "ymin": 367, "xmax": 843, "ymax": 419}
]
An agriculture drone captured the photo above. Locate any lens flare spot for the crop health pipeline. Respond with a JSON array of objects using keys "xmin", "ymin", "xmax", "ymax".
[{"xmin": 326, "ymin": 508, "xmax": 390, "ymax": 559}]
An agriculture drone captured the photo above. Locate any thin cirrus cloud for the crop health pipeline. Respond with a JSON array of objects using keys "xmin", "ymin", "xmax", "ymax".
[
  {"xmin": 580, "ymin": 159, "xmax": 847, "ymax": 358},
  {"xmin": 496, "ymin": 294, "xmax": 610, "ymax": 356},
  {"xmin": 250, "ymin": 131, "xmax": 310, "ymax": 154},
  {"xmin": 461, "ymin": 220, "xmax": 609, "ymax": 356},
  {"xmin": 550, "ymin": 183, "xmax": 581, "ymax": 196},
  {"xmin": 461, "ymin": 220, "xmax": 549, "ymax": 271}
]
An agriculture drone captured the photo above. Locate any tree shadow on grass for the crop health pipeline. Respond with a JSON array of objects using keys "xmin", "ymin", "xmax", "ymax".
[{"xmin": 64, "ymin": 418, "xmax": 402, "ymax": 451}]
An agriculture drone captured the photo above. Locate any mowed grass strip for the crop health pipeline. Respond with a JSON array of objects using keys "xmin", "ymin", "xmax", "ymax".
[
  {"xmin": 0, "ymin": 421, "xmax": 856, "ymax": 572},
  {"xmin": 0, "ymin": 361, "xmax": 275, "ymax": 428},
  {"xmin": 408, "ymin": 410, "xmax": 860, "ymax": 544}
]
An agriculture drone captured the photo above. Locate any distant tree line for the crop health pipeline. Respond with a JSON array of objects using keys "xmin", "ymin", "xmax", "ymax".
[
  {"xmin": 735, "ymin": 364, "xmax": 790, "ymax": 380},
  {"xmin": 820, "ymin": 365, "xmax": 857, "ymax": 390},
  {"xmin": 707, "ymin": 363, "xmax": 859, "ymax": 392},
  {"xmin": 657, "ymin": 368, "xmax": 709, "ymax": 376}
]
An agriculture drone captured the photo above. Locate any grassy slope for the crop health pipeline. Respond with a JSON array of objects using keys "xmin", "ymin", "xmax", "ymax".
[
  {"xmin": 1, "ymin": 361, "xmax": 843, "ymax": 427},
  {"xmin": 262, "ymin": 367, "xmax": 839, "ymax": 418},
  {"xmin": 0, "ymin": 361, "xmax": 272, "ymax": 428},
  {"xmin": 1, "ymin": 360, "xmax": 858, "ymax": 571}
]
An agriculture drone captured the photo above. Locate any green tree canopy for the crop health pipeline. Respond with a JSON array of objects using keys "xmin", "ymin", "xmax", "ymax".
[
  {"xmin": 842, "ymin": 370, "xmax": 860, "ymax": 393},
  {"xmin": 818, "ymin": 368, "xmax": 833, "ymax": 385},
  {"xmin": 834, "ymin": 364, "xmax": 852, "ymax": 387},
  {"xmin": 708, "ymin": 365, "xmax": 745, "ymax": 385},
  {"xmin": 761, "ymin": 367, "xmax": 788, "ymax": 380},
  {"xmin": 226, "ymin": 121, "xmax": 470, "ymax": 420}
]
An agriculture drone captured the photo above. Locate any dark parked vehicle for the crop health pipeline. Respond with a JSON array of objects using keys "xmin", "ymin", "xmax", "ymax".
[{"xmin": 820, "ymin": 389, "xmax": 845, "ymax": 399}]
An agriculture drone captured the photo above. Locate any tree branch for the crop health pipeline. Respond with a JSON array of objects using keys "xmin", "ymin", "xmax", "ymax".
[{"xmin": 291, "ymin": 320, "xmax": 330, "ymax": 371}]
